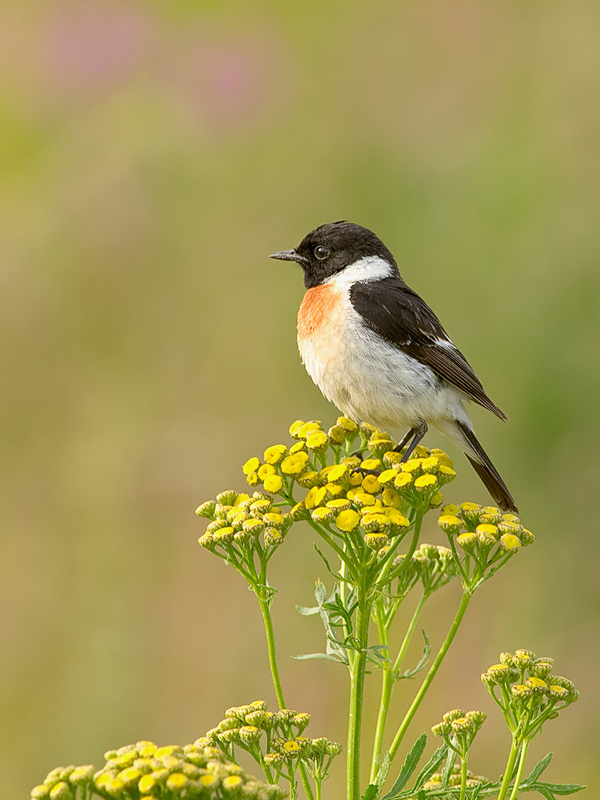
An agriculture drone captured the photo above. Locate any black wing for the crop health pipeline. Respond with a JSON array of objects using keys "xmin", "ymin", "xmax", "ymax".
[{"xmin": 350, "ymin": 277, "xmax": 507, "ymax": 420}]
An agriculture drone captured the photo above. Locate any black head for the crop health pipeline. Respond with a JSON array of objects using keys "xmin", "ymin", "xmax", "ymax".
[{"xmin": 269, "ymin": 221, "xmax": 398, "ymax": 288}]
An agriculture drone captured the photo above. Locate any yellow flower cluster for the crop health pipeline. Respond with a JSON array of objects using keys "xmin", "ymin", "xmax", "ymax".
[
  {"xmin": 438, "ymin": 502, "xmax": 534, "ymax": 562},
  {"xmin": 31, "ymin": 739, "xmax": 285, "ymax": 800},
  {"xmin": 197, "ymin": 419, "xmax": 462, "ymax": 558},
  {"xmin": 196, "ymin": 491, "xmax": 291, "ymax": 554},
  {"xmin": 431, "ymin": 708, "xmax": 486, "ymax": 744},
  {"xmin": 481, "ymin": 650, "xmax": 579, "ymax": 732},
  {"xmin": 204, "ymin": 701, "xmax": 341, "ymax": 773}
]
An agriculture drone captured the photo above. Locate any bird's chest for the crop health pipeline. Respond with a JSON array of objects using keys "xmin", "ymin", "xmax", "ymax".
[{"xmin": 297, "ymin": 284, "xmax": 349, "ymax": 386}]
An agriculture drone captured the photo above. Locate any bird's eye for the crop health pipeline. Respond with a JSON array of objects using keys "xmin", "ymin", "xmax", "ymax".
[{"xmin": 314, "ymin": 245, "xmax": 330, "ymax": 260}]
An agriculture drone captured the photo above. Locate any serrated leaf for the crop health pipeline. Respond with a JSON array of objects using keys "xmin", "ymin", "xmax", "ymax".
[
  {"xmin": 296, "ymin": 604, "xmax": 321, "ymax": 616},
  {"xmin": 374, "ymin": 752, "xmax": 392, "ymax": 790},
  {"xmin": 293, "ymin": 652, "xmax": 346, "ymax": 662},
  {"xmin": 528, "ymin": 782, "xmax": 586, "ymax": 796},
  {"xmin": 413, "ymin": 744, "xmax": 449, "ymax": 790},
  {"xmin": 523, "ymin": 752, "xmax": 553, "ymax": 785},
  {"xmin": 380, "ymin": 733, "xmax": 427, "ymax": 800},
  {"xmin": 362, "ymin": 784, "xmax": 379, "ymax": 800},
  {"xmin": 396, "ymin": 630, "xmax": 431, "ymax": 680},
  {"xmin": 440, "ymin": 745, "xmax": 456, "ymax": 788}
]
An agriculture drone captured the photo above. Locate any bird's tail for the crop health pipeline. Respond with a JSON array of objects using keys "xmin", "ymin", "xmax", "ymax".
[{"xmin": 436, "ymin": 418, "xmax": 519, "ymax": 514}]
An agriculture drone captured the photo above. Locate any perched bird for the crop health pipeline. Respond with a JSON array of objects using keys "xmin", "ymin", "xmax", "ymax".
[{"xmin": 269, "ymin": 221, "xmax": 518, "ymax": 513}]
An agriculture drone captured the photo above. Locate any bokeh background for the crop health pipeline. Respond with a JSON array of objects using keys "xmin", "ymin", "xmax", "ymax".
[{"xmin": 2, "ymin": 0, "xmax": 599, "ymax": 797}]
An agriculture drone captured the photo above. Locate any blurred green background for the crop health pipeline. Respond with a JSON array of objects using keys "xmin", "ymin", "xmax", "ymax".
[{"xmin": 2, "ymin": 0, "xmax": 599, "ymax": 796}]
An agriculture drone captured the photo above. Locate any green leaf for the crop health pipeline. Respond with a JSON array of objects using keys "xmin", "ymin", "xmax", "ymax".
[
  {"xmin": 373, "ymin": 752, "xmax": 392, "ymax": 790},
  {"xmin": 362, "ymin": 784, "xmax": 379, "ymax": 800},
  {"xmin": 523, "ymin": 752, "xmax": 553, "ymax": 784},
  {"xmin": 440, "ymin": 745, "xmax": 456, "ymax": 789},
  {"xmin": 413, "ymin": 744, "xmax": 449, "ymax": 790},
  {"xmin": 396, "ymin": 630, "xmax": 431, "ymax": 680},
  {"xmin": 293, "ymin": 652, "xmax": 346, "ymax": 662},
  {"xmin": 380, "ymin": 733, "xmax": 427, "ymax": 800},
  {"xmin": 296, "ymin": 604, "xmax": 321, "ymax": 616},
  {"xmin": 526, "ymin": 782, "xmax": 586, "ymax": 796}
]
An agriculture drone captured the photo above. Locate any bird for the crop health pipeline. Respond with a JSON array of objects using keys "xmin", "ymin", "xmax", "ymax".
[{"xmin": 269, "ymin": 220, "xmax": 518, "ymax": 513}]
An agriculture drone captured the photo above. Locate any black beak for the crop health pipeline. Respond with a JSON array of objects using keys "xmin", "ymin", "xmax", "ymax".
[{"xmin": 269, "ymin": 249, "xmax": 308, "ymax": 265}]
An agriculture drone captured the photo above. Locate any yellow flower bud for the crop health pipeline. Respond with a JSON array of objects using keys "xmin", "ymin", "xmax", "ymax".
[
  {"xmin": 327, "ymin": 424, "xmax": 347, "ymax": 445},
  {"xmin": 400, "ymin": 458, "xmax": 422, "ymax": 474},
  {"xmin": 362, "ymin": 513, "xmax": 391, "ymax": 532},
  {"xmin": 49, "ymin": 783, "xmax": 71, "ymax": 800},
  {"xmin": 438, "ymin": 514, "xmax": 463, "ymax": 534},
  {"xmin": 414, "ymin": 474, "xmax": 437, "ymax": 491},
  {"xmin": 326, "ymin": 498, "xmax": 351, "ymax": 513},
  {"xmin": 304, "ymin": 487, "xmax": 319, "ymax": 510},
  {"xmin": 459, "ymin": 502, "xmax": 481, "ymax": 523},
  {"xmin": 348, "ymin": 470, "xmax": 364, "ymax": 487},
  {"xmin": 243, "ymin": 457, "xmax": 261, "ymax": 475},
  {"xmin": 362, "ymin": 474, "xmax": 381, "ymax": 494},
  {"xmin": 296, "ymin": 470, "xmax": 320, "ymax": 488},
  {"xmin": 383, "ymin": 451, "xmax": 404, "ymax": 467},
  {"xmin": 457, "ymin": 531, "xmax": 477, "ymax": 549},
  {"xmin": 264, "ymin": 528, "xmax": 284, "ymax": 546},
  {"xmin": 290, "ymin": 441, "xmax": 307, "ymax": 454},
  {"xmin": 360, "ymin": 458, "xmax": 380, "ymax": 471},
  {"xmin": 437, "ymin": 466, "xmax": 456, "ymax": 484},
  {"xmin": 383, "ymin": 507, "xmax": 410, "ymax": 529},
  {"xmin": 335, "ymin": 509, "xmax": 360, "ymax": 532},
  {"xmin": 263, "ymin": 475, "xmax": 283, "ymax": 494},
  {"xmin": 328, "ymin": 463, "xmax": 349, "ymax": 482},
  {"xmin": 312, "ymin": 506, "xmax": 335, "ymax": 523},
  {"xmin": 258, "ymin": 464, "xmax": 276, "ymax": 481},
  {"xmin": 430, "ymin": 448, "xmax": 454, "ymax": 468},
  {"xmin": 280, "ymin": 452, "xmax": 309, "ymax": 476},
  {"xmin": 394, "ymin": 472, "xmax": 413, "ymax": 489},
  {"xmin": 166, "ymin": 773, "xmax": 187, "ymax": 790},
  {"xmin": 382, "ymin": 487, "xmax": 401, "ymax": 507},
  {"xmin": 306, "ymin": 430, "xmax": 329, "ymax": 451},
  {"xmin": 500, "ymin": 534, "xmax": 521, "ymax": 552},
  {"xmin": 264, "ymin": 445, "xmax": 288, "ymax": 464},
  {"xmin": 352, "ymin": 492, "xmax": 377, "ymax": 508},
  {"xmin": 222, "ymin": 775, "xmax": 243, "ymax": 791},
  {"xmin": 297, "ymin": 421, "xmax": 322, "ymax": 439}
]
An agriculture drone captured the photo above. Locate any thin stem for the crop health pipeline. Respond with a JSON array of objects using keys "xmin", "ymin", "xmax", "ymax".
[
  {"xmin": 508, "ymin": 739, "xmax": 530, "ymax": 800},
  {"xmin": 459, "ymin": 755, "xmax": 468, "ymax": 800},
  {"xmin": 369, "ymin": 591, "xmax": 427, "ymax": 782},
  {"xmin": 347, "ymin": 594, "xmax": 371, "ymax": 800},
  {"xmin": 497, "ymin": 738, "xmax": 520, "ymax": 800},
  {"xmin": 387, "ymin": 588, "xmax": 473, "ymax": 760},
  {"xmin": 257, "ymin": 591, "xmax": 286, "ymax": 709}
]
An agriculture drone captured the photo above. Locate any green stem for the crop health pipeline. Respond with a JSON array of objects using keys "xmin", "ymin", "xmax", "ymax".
[
  {"xmin": 257, "ymin": 591, "xmax": 286, "ymax": 709},
  {"xmin": 369, "ymin": 591, "xmax": 427, "ymax": 782},
  {"xmin": 497, "ymin": 738, "xmax": 520, "ymax": 800},
  {"xmin": 347, "ymin": 595, "xmax": 372, "ymax": 800},
  {"xmin": 387, "ymin": 588, "xmax": 473, "ymax": 760},
  {"xmin": 508, "ymin": 739, "xmax": 530, "ymax": 800},
  {"xmin": 459, "ymin": 755, "xmax": 468, "ymax": 800}
]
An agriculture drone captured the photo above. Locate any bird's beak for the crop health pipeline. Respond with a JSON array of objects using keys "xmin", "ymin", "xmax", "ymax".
[{"xmin": 269, "ymin": 249, "xmax": 308, "ymax": 265}]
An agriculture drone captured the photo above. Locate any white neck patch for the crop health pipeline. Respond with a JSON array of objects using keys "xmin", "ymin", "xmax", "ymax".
[{"xmin": 324, "ymin": 255, "xmax": 395, "ymax": 287}]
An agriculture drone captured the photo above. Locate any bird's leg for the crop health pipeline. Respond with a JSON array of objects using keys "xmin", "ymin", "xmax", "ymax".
[{"xmin": 394, "ymin": 421, "xmax": 428, "ymax": 462}]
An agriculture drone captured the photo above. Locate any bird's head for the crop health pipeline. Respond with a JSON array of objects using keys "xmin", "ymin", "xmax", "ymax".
[{"xmin": 269, "ymin": 221, "xmax": 398, "ymax": 289}]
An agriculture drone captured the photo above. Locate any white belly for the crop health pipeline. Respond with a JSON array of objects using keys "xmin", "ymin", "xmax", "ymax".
[{"xmin": 298, "ymin": 302, "xmax": 469, "ymax": 434}]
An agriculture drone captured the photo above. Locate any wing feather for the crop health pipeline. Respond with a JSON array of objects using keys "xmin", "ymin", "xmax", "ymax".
[{"xmin": 349, "ymin": 278, "xmax": 507, "ymax": 420}]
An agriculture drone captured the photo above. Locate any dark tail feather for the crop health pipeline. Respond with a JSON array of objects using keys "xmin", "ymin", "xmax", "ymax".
[{"xmin": 457, "ymin": 421, "xmax": 519, "ymax": 514}]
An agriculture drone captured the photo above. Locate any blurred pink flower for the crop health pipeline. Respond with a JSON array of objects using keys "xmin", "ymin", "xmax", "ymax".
[
  {"xmin": 168, "ymin": 26, "xmax": 295, "ymax": 133},
  {"xmin": 42, "ymin": 0, "xmax": 152, "ymax": 94}
]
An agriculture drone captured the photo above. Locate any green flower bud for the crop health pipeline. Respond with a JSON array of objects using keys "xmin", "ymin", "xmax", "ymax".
[
  {"xmin": 431, "ymin": 721, "xmax": 451, "ymax": 737},
  {"xmin": 327, "ymin": 425, "xmax": 347, "ymax": 446},
  {"xmin": 520, "ymin": 527, "xmax": 535, "ymax": 545},
  {"xmin": 450, "ymin": 716, "xmax": 474, "ymax": 734},
  {"xmin": 465, "ymin": 710, "xmax": 486, "ymax": 729},
  {"xmin": 296, "ymin": 470, "xmax": 320, "ymax": 488},
  {"xmin": 216, "ymin": 490, "xmax": 237, "ymax": 506},
  {"xmin": 361, "ymin": 513, "xmax": 391, "ymax": 533},
  {"xmin": 291, "ymin": 712, "xmax": 311, "ymax": 732},
  {"xmin": 511, "ymin": 684, "xmax": 533, "ymax": 701},
  {"xmin": 31, "ymin": 786, "xmax": 50, "ymax": 799},
  {"xmin": 195, "ymin": 500, "xmax": 216, "ymax": 518},
  {"xmin": 264, "ymin": 752, "xmax": 284, "ymax": 769},
  {"xmin": 69, "ymin": 766, "xmax": 94, "ymax": 786},
  {"xmin": 459, "ymin": 502, "xmax": 482, "ymax": 524},
  {"xmin": 239, "ymin": 726, "xmax": 261, "ymax": 745},
  {"xmin": 530, "ymin": 658, "xmax": 554, "ymax": 678},
  {"xmin": 242, "ymin": 518, "xmax": 265, "ymax": 536},
  {"xmin": 442, "ymin": 708, "xmax": 465, "ymax": 723},
  {"xmin": 364, "ymin": 532, "xmax": 388, "ymax": 550},
  {"xmin": 325, "ymin": 740, "xmax": 343, "ymax": 756}
]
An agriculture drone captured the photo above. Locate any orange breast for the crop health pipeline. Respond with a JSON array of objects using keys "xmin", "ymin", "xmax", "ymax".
[{"xmin": 297, "ymin": 284, "xmax": 342, "ymax": 341}]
